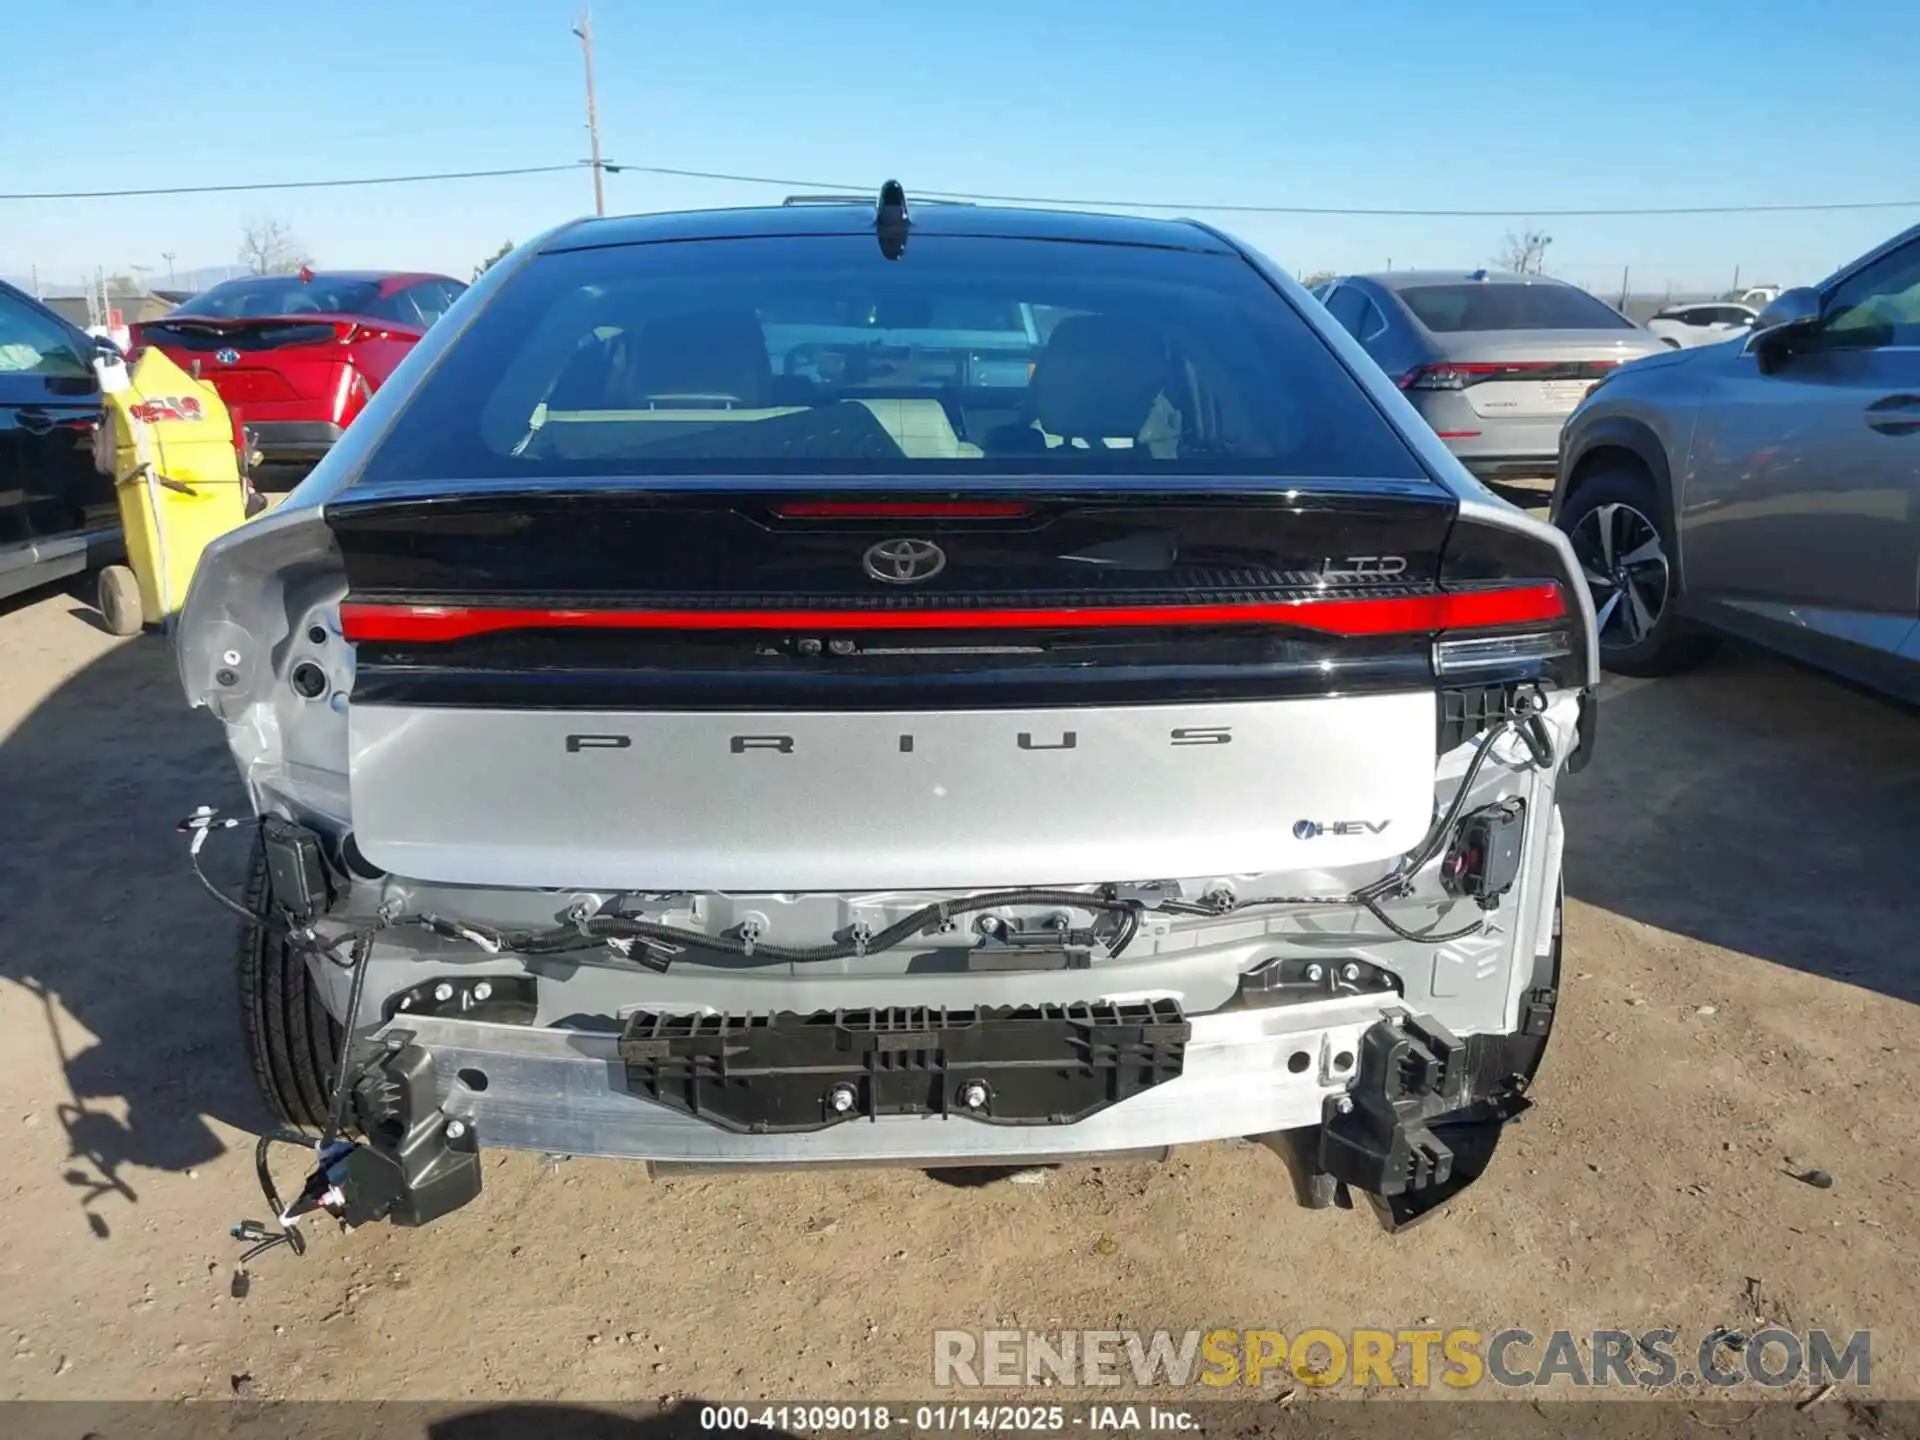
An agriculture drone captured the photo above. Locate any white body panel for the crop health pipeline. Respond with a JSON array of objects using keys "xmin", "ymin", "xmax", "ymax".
[
  {"xmin": 348, "ymin": 694, "xmax": 1440, "ymax": 891},
  {"xmin": 1464, "ymin": 377, "xmax": 1597, "ymax": 419}
]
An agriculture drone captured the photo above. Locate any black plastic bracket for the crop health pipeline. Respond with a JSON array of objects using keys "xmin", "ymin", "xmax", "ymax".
[
  {"xmin": 619, "ymin": 1001, "xmax": 1190, "ymax": 1134},
  {"xmin": 340, "ymin": 1035, "xmax": 481, "ymax": 1228},
  {"xmin": 1317, "ymin": 1014, "xmax": 1471, "ymax": 1207},
  {"xmin": 1282, "ymin": 881, "xmax": 1566, "ymax": 1231},
  {"xmin": 260, "ymin": 816, "xmax": 332, "ymax": 925},
  {"xmin": 1441, "ymin": 799, "xmax": 1528, "ymax": 908}
]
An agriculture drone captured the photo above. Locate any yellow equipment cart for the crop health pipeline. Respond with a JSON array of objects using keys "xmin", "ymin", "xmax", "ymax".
[{"xmin": 95, "ymin": 347, "xmax": 253, "ymax": 635}]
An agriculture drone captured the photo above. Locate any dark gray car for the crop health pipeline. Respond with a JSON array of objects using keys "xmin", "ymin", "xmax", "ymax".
[
  {"xmin": 1314, "ymin": 269, "xmax": 1667, "ymax": 483},
  {"xmin": 1553, "ymin": 222, "xmax": 1920, "ymax": 701}
]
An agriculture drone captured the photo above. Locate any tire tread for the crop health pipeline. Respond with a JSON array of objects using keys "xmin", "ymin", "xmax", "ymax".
[{"xmin": 234, "ymin": 836, "xmax": 339, "ymax": 1130}]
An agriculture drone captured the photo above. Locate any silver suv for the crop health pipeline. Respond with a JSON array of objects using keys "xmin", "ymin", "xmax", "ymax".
[
  {"xmin": 1314, "ymin": 270, "xmax": 1667, "ymax": 484},
  {"xmin": 1554, "ymin": 223, "xmax": 1920, "ymax": 701}
]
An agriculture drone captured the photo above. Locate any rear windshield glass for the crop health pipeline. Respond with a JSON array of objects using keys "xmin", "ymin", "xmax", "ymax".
[
  {"xmin": 172, "ymin": 276, "xmax": 383, "ymax": 319},
  {"xmin": 1396, "ymin": 283, "xmax": 1634, "ymax": 333},
  {"xmin": 0, "ymin": 290, "xmax": 90, "ymax": 378},
  {"xmin": 356, "ymin": 234, "xmax": 1426, "ymax": 482}
]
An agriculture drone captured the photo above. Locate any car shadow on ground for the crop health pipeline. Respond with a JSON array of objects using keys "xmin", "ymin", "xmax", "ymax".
[
  {"xmin": 0, "ymin": 595, "xmax": 269, "ymax": 1239},
  {"xmin": 1560, "ymin": 641, "xmax": 1919, "ymax": 1004}
]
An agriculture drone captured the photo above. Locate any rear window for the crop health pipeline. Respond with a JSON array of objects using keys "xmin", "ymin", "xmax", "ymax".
[
  {"xmin": 1396, "ymin": 283, "xmax": 1634, "ymax": 333},
  {"xmin": 358, "ymin": 234, "xmax": 1426, "ymax": 482},
  {"xmin": 0, "ymin": 290, "xmax": 90, "ymax": 379},
  {"xmin": 173, "ymin": 276, "xmax": 383, "ymax": 319}
]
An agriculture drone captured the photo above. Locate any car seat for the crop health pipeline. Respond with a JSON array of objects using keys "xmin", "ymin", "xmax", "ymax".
[{"xmin": 987, "ymin": 314, "xmax": 1178, "ymax": 455}]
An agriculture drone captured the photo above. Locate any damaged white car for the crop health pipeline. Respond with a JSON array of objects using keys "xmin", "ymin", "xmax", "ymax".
[{"xmin": 176, "ymin": 186, "xmax": 1597, "ymax": 1240}]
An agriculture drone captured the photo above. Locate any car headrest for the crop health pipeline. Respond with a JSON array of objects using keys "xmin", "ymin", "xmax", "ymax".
[
  {"xmin": 622, "ymin": 308, "xmax": 773, "ymax": 407},
  {"xmin": 1031, "ymin": 314, "xmax": 1170, "ymax": 442}
]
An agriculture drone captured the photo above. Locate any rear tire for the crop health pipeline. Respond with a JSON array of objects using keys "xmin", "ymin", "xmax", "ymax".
[
  {"xmin": 1557, "ymin": 466, "xmax": 1716, "ymax": 677},
  {"xmin": 96, "ymin": 564, "xmax": 143, "ymax": 636},
  {"xmin": 235, "ymin": 836, "xmax": 342, "ymax": 1130}
]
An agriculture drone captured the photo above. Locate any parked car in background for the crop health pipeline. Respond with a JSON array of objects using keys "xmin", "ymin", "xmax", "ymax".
[
  {"xmin": 131, "ymin": 270, "xmax": 466, "ymax": 475},
  {"xmin": 759, "ymin": 296, "xmax": 1043, "ymax": 393},
  {"xmin": 1314, "ymin": 270, "xmax": 1668, "ymax": 484},
  {"xmin": 176, "ymin": 199, "xmax": 1598, "ymax": 1236},
  {"xmin": 0, "ymin": 278, "xmax": 120, "ymax": 603},
  {"xmin": 1645, "ymin": 302, "xmax": 1759, "ymax": 349},
  {"xmin": 1555, "ymin": 222, "xmax": 1920, "ymax": 700}
]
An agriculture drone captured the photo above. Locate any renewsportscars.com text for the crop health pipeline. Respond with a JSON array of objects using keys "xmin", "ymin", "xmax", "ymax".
[{"xmin": 933, "ymin": 1327, "xmax": 1871, "ymax": 1390}]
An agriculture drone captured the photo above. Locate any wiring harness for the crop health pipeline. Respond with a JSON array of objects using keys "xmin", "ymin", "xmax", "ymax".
[
  {"xmin": 185, "ymin": 710, "xmax": 1549, "ymax": 1284},
  {"xmin": 183, "ymin": 712, "xmax": 1544, "ymax": 981}
]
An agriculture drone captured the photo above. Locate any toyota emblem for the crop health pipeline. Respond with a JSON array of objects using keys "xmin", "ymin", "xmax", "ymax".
[
  {"xmin": 862, "ymin": 537, "xmax": 947, "ymax": 585},
  {"xmin": 214, "ymin": 347, "xmax": 241, "ymax": 366}
]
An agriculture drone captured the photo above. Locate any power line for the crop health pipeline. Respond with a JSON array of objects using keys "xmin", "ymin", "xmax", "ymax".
[
  {"xmin": 608, "ymin": 163, "xmax": 1920, "ymax": 219},
  {"xmin": 5, "ymin": 155, "xmax": 1918, "ymax": 220},
  {"xmin": 0, "ymin": 164, "xmax": 582, "ymax": 202}
]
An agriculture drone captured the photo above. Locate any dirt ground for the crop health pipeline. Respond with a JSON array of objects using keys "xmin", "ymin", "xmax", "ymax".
[{"xmin": 2, "ymin": 574, "xmax": 1917, "ymax": 1425}]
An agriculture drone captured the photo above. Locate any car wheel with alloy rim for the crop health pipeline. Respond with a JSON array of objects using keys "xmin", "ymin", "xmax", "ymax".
[{"xmin": 1556, "ymin": 465, "xmax": 1716, "ymax": 677}]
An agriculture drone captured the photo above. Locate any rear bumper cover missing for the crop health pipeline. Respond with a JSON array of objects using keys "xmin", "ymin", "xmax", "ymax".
[
  {"xmin": 332, "ymin": 910, "xmax": 1560, "ymax": 1230},
  {"xmin": 368, "ymin": 977, "xmax": 1548, "ymax": 1178},
  {"xmin": 383, "ymin": 997, "xmax": 1396, "ymax": 1164}
]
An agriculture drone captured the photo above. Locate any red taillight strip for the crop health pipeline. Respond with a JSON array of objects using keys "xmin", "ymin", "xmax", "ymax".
[
  {"xmin": 769, "ymin": 500, "xmax": 1038, "ymax": 518},
  {"xmin": 1400, "ymin": 359, "xmax": 1620, "ymax": 388},
  {"xmin": 340, "ymin": 585, "xmax": 1565, "ymax": 644}
]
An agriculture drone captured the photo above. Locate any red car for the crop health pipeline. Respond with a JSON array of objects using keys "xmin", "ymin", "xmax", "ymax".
[{"xmin": 131, "ymin": 270, "xmax": 466, "ymax": 471}]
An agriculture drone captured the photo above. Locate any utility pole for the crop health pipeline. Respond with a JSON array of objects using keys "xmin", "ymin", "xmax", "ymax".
[
  {"xmin": 162, "ymin": 251, "xmax": 177, "ymax": 287},
  {"xmin": 573, "ymin": 8, "xmax": 606, "ymax": 217},
  {"xmin": 1618, "ymin": 265, "xmax": 1630, "ymax": 309},
  {"xmin": 1730, "ymin": 264, "xmax": 1740, "ymax": 297}
]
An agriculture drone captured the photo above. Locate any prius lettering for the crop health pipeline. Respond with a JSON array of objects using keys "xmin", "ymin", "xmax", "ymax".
[
  {"xmin": 1170, "ymin": 727, "xmax": 1233, "ymax": 745},
  {"xmin": 1016, "ymin": 730, "xmax": 1077, "ymax": 751},
  {"xmin": 565, "ymin": 734, "xmax": 632, "ymax": 753},
  {"xmin": 566, "ymin": 727, "xmax": 1235, "ymax": 756}
]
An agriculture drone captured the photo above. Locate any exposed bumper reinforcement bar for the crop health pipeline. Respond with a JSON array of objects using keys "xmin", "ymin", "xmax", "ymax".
[
  {"xmin": 323, "ymin": 967, "xmax": 1554, "ymax": 1231},
  {"xmin": 381, "ymin": 998, "xmax": 1394, "ymax": 1165}
]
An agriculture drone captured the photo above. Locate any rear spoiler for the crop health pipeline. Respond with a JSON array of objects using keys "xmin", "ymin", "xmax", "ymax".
[{"xmin": 136, "ymin": 316, "xmax": 408, "ymax": 344}]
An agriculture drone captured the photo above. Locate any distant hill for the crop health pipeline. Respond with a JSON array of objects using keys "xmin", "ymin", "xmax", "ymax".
[{"xmin": 1, "ymin": 262, "xmax": 251, "ymax": 301}]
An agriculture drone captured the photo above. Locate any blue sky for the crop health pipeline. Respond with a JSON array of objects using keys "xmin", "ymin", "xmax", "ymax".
[{"xmin": 4, "ymin": 0, "xmax": 1916, "ymax": 296}]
